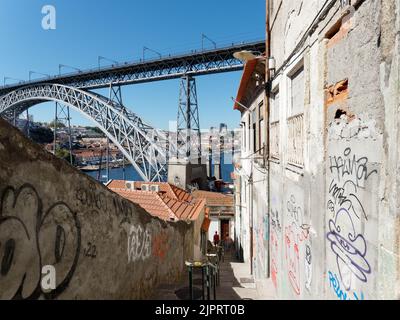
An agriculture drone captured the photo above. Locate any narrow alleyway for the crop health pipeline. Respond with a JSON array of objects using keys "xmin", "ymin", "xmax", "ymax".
[{"xmin": 152, "ymin": 248, "xmax": 275, "ymax": 300}]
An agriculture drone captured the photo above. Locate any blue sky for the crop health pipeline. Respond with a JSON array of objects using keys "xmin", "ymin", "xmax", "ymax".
[{"xmin": 0, "ymin": 0, "xmax": 265, "ymax": 130}]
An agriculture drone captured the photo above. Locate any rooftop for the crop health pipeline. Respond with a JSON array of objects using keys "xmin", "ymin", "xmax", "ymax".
[
  {"xmin": 192, "ymin": 190, "xmax": 234, "ymax": 208},
  {"xmin": 107, "ymin": 180, "xmax": 193, "ymax": 202},
  {"xmin": 107, "ymin": 180, "xmax": 203, "ymax": 222}
]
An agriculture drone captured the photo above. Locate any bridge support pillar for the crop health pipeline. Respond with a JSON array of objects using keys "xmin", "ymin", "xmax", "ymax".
[
  {"xmin": 170, "ymin": 76, "xmax": 207, "ymax": 190},
  {"xmin": 176, "ymin": 76, "xmax": 201, "ymax": 161},
  {"xmin": 53, "ymin": 102, "xmax": 73, "ymax": 165}
]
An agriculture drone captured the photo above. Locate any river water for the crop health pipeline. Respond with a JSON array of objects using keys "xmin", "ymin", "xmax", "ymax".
[{"xmin": 85, "ymin": 155, "xmax": 235, "ymax": 183}]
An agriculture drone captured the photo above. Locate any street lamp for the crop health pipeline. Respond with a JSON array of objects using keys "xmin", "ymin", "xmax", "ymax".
[{"xmin": 233, "ymin": 50, "xmax": 262, "ymax": 62}]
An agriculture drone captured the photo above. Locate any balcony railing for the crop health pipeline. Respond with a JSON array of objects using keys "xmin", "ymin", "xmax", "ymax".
[
  {"xmin": 269, "ymin": 121, "xmax": 280, "ymax": 160},
  {"xmin": 287, "ymin": 113, "xmax": 304, "ymax": 167}
]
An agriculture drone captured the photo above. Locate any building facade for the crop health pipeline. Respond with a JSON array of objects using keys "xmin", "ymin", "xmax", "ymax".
[
  {"xmin": 233, "ymin": 56, "xmax": 269, "ymax": 285},
  {"xmin": 234, "ymin": 0, "xmax": 400, "ymax": 300}
]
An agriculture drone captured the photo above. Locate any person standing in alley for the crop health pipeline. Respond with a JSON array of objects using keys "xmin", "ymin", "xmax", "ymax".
[{"xmin": 213, "ymin": 231, "xmax": 220, "ymax": 246}]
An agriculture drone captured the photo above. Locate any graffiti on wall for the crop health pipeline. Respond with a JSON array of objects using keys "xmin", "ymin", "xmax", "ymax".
[
  {"xmin": 127, "ymin": 224, "xmax": 152, "ymax": 263},
  {"xmin": 328, "ymin": 271, "xmax": 364, "ymax": 300},
  {"xmin": 327, "ymin": 147, "xmax": 376, "ymax": 296},
  {"xmin": 304, "ymin": 243, "xmax": 312, "ymax": 291},
  {"xmin": 152, "ymin": 230, "xmax": 169, "ymax": 260},
  {"xmin": 270, "ymin": 208, "xmax": 281, "ymax": 289},
  {"xmin": 271, "ymin": 209, "xmax": 282, "ymax": 233},
  {"xmin": 83, "ymin": 242, "xmax": 97, "ymax": 258},
  {"xmin": 285, "ymin": 194, "xmax": 309, "ymax": 296},
  {"xmin": 0, "ymin": 184, "xmax": 81, "ymax": 300},
  {"xmin": 76, "ymin": 183, "xmax": 108, "ymax": 212},
  {"xmin": 76, "ymin": 183, "xmax": 134, "ymax": 225}
]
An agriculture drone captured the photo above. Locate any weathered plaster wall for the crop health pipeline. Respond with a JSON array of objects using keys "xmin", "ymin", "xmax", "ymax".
[
  {"xmin": 252, "ymin": 165, "xmax": 269, "ymax": 282},
  {"xmin": 324, "ymin": 0, "xmax": 398, "ymax": 300},
  {"xmin": 0, "ymin": 118, "xmax": 194, "ymax": 300},
  {"xmin": 267, "ymin": 0, "xmax": 400, "ymax": 300},
  {"xmin": 235, "ymin": 89, "xmax": 267, "ymax": 271}
]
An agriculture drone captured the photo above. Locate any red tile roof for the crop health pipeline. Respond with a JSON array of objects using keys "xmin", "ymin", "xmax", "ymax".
[
  {"xmin": 107, "ymin": 180, "xmax": 192, "ymax": 202},
  {"xmin": 114, "ymin": 189, "xmax": 176, "ymax": 221},
  {"xmin": 107, "ymin": 180, "xmax": 203, "ymax": 222},
  {"xmin": 191, "ymin": 190, "xmax": 234, "ymax": 207},
  {"xmin": 233, "ymin": 56, "xmax": 266, "ymax": 111}
]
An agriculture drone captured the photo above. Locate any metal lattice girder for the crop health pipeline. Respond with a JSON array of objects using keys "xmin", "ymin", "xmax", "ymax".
[
  {"xmin": 0, "ymin": 41, "xmax": 265, "ymax": 96},
  {"xmin": 176, "ymin": 76, "xmax": 201, "ymax": 159},
  {"xmin": 0, "ymin": 84, "xmax": 168, "ymax": 182}
]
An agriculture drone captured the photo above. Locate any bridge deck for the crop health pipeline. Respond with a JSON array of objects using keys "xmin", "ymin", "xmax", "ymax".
[{"xmin": 0, "ymin": 40, "xmax": 265, "ymax": 96}]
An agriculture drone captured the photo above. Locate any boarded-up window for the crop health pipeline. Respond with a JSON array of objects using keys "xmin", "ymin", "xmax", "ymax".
[
  {"xmin": 290, "ymin": 66, "xmax": 305, "ymax": 117},
  {"xmin": 287, "ymin": 65, "xmax": 305, "ymax": 167}
]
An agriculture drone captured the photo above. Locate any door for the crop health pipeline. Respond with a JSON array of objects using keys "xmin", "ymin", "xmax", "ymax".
[{"xmin": 220, "ymin": 219, "xmax": 230, "ymax": 240}]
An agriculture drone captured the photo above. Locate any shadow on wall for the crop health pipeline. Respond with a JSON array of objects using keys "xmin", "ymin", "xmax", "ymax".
[
  {"xmin": 234, "ymin": 236, "xmax": 244, "ymax": 263},
  {"xmin": 0, "ymin": 118, "xmax": 194, "ymax": 300}
]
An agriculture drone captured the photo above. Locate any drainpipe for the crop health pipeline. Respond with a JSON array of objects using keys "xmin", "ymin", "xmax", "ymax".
[{"xmin": 265, "ymin": 0, "xmax": 272, "ymax": 278}]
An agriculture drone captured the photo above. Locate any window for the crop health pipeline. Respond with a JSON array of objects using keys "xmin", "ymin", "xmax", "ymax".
[
  {"xmin": 251, "ymin": 109, "xmax": 257, "ymax": 153},
  {"xmin": 287, "ymin": 64, "xmax": 305, "ymax": 167},
  {"xmin": 253, "ymin": 123, "xmax": 257, "ymax": 153},
  {"xmin": 269, "ymin": 89, "xmax": 280, "ymax": 160},
  {"xmin": 270, "ymin": 90, "xmax": 280, "ymax": 123},
  {"xmin": 290, "ymin": 65, "xmax": 305, "ymax": 117},
  {"xmin": 248, "ymin": 113, "xmax": 251, "ymax": 152},
  {"xmin": 258, "ymin": 101, "xmax": 265, "ymax": 154},
  {"xmin": 242, "ymin": 122, "xmax": 246, "ymax": 150}
]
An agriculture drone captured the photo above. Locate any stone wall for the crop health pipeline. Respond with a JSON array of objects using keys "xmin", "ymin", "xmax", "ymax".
[{"xmin": 0, "ymin": 118, "xmax": 194, "ymax": 300}]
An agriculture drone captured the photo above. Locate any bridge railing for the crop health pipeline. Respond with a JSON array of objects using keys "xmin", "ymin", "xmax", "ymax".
[{"xmin": 0, "ymin": 38, "xmax": 265, "ymax": 91}]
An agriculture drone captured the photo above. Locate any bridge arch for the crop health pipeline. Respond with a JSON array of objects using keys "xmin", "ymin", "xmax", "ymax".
[{"xmin": 0, "ymin": 83, "xmax": 168, "ymax": 182}]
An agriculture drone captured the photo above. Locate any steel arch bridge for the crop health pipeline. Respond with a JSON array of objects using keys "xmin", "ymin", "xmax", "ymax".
[
  {"xmin": 0, "ymin": 83, "xmax": 169, "ymax": 182},
  {"xmin": 0, "ymin": 40, "xmax": 265, "ymax": 182}
]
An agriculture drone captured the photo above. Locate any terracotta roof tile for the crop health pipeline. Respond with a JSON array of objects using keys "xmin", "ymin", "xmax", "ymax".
[
  {"xmin": 107, "ymin": 180, "xmax": 204, "ymax": 221},
  {"xmin": 191, "ymin": 190, "xmax": 234, "ymax": 207},
  {"xmin": 112, "ymin": 189, "xmax": 177, "ymax": 221}
]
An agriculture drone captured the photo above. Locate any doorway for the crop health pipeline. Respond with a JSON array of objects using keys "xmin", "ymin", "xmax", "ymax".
[{"xmin": 220, "ymin": 219, "xmax": 230, "ymax": 240}]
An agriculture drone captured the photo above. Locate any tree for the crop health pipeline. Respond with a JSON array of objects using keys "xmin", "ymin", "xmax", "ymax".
[
  {"xmin": 85, "ymin": 126, "xmax": 104, "ymax": 136},
  {"xmin": 49, "ymin": 120, "xmax": 66, "ymax": 129},
  {"xmin": 91, "ymin": 127, "xmax": 103, "ymax": 135},
  {"xmin": 29, "ymin": 126, "xmax": 54, "ymax": 144},
  {"xmin": 55, "ymin": 148, "xmax": 76, "ymax": 165}
]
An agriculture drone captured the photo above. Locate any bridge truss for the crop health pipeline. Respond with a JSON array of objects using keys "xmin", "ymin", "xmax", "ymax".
[{"xmin": 0, "ymin": 84, "xmax": 169, "ymax": 181}]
